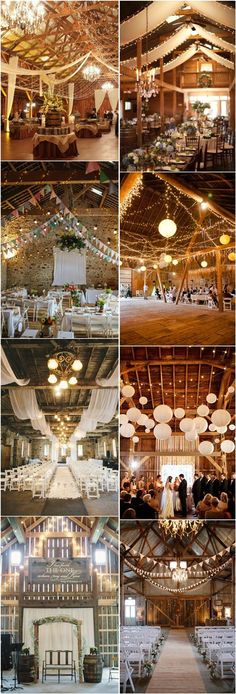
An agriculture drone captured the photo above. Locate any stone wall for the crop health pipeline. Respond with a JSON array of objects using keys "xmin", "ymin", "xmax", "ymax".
[{"xmin": 1, "ymin": 427, "xmax": 31, "ymax": 467}]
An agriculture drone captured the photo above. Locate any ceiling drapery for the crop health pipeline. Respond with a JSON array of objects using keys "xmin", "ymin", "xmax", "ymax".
[
  {"xmin": 121, "ymin": 0, "xmax": 235, "ymax": 46},
  {"xmin": 1, "ymin": 346, "xmax": 29, "ymax": 386},
  {"xmin": 9, "ymin": 388, "xmax": 52, "ymax": 437}
]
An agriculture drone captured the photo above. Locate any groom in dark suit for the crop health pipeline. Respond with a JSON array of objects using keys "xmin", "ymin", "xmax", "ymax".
[{"xmin": 179, "ymin": 474, "xmax": 187, "ymax": 517}]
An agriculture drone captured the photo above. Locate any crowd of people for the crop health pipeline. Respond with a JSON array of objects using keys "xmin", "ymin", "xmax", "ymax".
[
  {"xmin": 120, "ymin": 471, "xmax": 235, "ymax": 520},
  {"xmin": 120, "ymin": 281, "xmax": 235, "ymax": 304}
]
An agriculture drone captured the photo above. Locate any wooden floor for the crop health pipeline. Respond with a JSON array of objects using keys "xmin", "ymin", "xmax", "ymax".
[
  {"xmin": 120, "ymin": 299, "xmax": 234, "ymax": 346},
  {"xmin": 147, "ymin": 630, "xmax": 206, "ymax": 693},
  {"xmin": 1, "ymin": 127, "xmax": 118, "ymax": 161}
]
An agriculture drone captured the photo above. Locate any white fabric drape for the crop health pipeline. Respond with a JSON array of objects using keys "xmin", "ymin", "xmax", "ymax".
[
  {"xmin": 22, "ymin": 607, "xmax": 94, "ymax": 671},
  {"xmin": 9, "ymin": 389, "xmax": 52, "ymax": 437},
  {"xmin": 108, "ymin": 88, "xmax": 118, "ymax": 111},
  {"xmin": 1, "ymin": 347, "xmax": 29, "ymax": 386},
  {"xmin": 156, "ymin": 45, "xmax": 197, "ymax": 74},
  {"xmin": 52, "ymin": 247, "xmax": 86, "ymax": 286},
  {"xmin": 95, "ymin": 89, "xmax": 106, "ymax": 113},
  {"xmin": 86, "ymin": 388, "xmax": 118, "ymax": 424},
  {"xmin": 1, "ymin": 52, "xmax": 90, "ymax": 77},
  {"xmin": 96, "ymin": 364, "xmax": 118, "ymax": 388},
  {"xmin": 193, "ymin": 23, "xmax": 235, "ymax": 54},
  {"xmin": 200, "ymin": 45, "xmax": 234, "ymax": 70},
  {"xmin": 6, "ymin": 55, "xmax": 18, "ymax": 132},
  {"xmin": 68, "ymin": 82, "xmax": 74, "ymax": 116},
  {"xmin": 121, "ymin": 0, "xmax": 235, "ymax": 45}
]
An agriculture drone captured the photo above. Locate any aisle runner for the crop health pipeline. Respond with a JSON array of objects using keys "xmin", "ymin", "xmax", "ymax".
[
  {"xmin": 147, "ymin": 629, "xmax": 206, "ymax": 693},
  {"xmin": 47, "ymin": 466, "xmax": 79, "ymax": 499}
]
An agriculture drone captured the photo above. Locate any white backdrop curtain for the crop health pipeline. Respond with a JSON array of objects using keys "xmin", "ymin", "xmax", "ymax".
[
  {"xmin": 52, "ymin": 248, "xmax": 86, "ymax": 286},
  {"xmin": 95, "ymin": 89, "xmax": 107, "ymax": 113},
  {"xmin": 68, "ymin": 82, "xmax": 74, "ymax": 116},
  {"xmin": 23, "ymin": 607, "xmax": 94, "ymax": 672},
  {"xmin": 1, "ymin": 347, "xmax": 29, "ymax": 386},
  {"xmin": 9, "ymin": 389, "xmax": 52, "ymax": 436},
  {"xmin": 121, "ymin": 0, "xmax": 235, "ymax": 45},
  {"xmin": 6, "ymin": 55, "xmax": 18, "ymax": 132},
  {"xmin": 108, "ymin": 88, "xmax": 118, "ymax": 111}
]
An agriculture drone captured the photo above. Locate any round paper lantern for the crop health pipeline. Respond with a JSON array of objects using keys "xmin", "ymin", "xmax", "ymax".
[
  {"xmin": 164, "ymin": 254, "xmax": 172, "ymax": 264},
  {"xmin": 206, "ymin": 393, "xmax": 217, "ymax": 404},
  {"xmin": 211, "ymin": 409, "xmax": 231, "ymax": 427},
  {"xmin": 229, "ymin": 423, "xmax": 236, "ymax": 431},
  {"xmin": 139, "ymin": 396, "xmax": 148, "ymax": 405},
  {"xmin": 137, "ymin": 413, "xmax": 150, "ymax": 426},
  {"xmin": 172, "ymin": 259, "xmax": 179, "ymax": 266},
  {"xmin": 179, "ymin": 418, "xmax": 194, "ymax": 433},
  {"xmin": 227, "ymin": 385, "xmax": 235, "ymax": 394},
  {"xmin": 120, "ymin": 423, "xmax": 135, "ymax": 438},
  {"xmin": 216, "ymin": 425, "xmax": 228, "ymax": 434},
  {"xmin": 185, "ymin": 430, "xmax": 198, "ymax": 441},
  {"xmin": 153, "ymin": 264, "xmax": 157, "ymax": 269},
  {"xmin": 198, "ymin": 440, "xmax": 214, "ymax": 455},
  {"xmin": 145, "ymin": 428, "xmax": 150, "ymax": 434},
  {"xmin": 140, "ymin": 265, "xmax": 146, "ymax": 272},
  {"xmin": 228, "ymin": 252, "xmax": 236, "ymax": 261},
  {"xmin": 201, "ymin": 260, "xmax": 208, "ymax": 268},
  {"xmin": 158, "ymin": 218, "xmax": 177, "ymax": 239},
  {"xmin": 146, "ymin": 419, "xmax": 155, "ymax": 429},
  {"xmin": 121, "ymin": 385, "xmax": 135, "ymax": 398},
  {"xmin": 133, "ymin": 435, "xmax": 139, "ymax": 443},
  {"xmin": 219, "ymin": 233, "xmax": 230, "ymax": 245},
  {"xmin": 193, "ymin": 417, "xmax": 208, "ymax": 433},
  {"xmin": 153, "ymin": 404, "xmax": 173, "ymax": 423},
  {"xmin": 197, "ymin": 404, "xmax": 209, "ymax": 417},
  {"xmin": 154, "ymin": 423, "xmax": 172, "ymax": 440},
  {"xmin": 174, "ymin": 408, "xmax": 185, "ymax": 419},
  {"xmin": 120, "ymin": 414, "xmax": 128, "ymax": 425},
  {"xmin": 127, "ymin": 407, "xmax": 141, "ymax": 422},
  {"xmin": 209, "ymin": 423, "xmax": 217, "ymax": 432},
  {"xmin": 220, "ymin": 439, "xmax": 235, "ymax": 453}
]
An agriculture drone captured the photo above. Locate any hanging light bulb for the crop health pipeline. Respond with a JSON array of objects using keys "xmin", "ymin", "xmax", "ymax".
[
  {"xmin": 201, "ymin": 260, "xmax": 208, "ymax": 268},
  {"xmin": 48, "ymin": 358, "xmax": 58, "ymax": 370},
  {"xmin": 48, "ymin": 374, "xmax": 57, "ymax": 384},
  {"xmin": 140, "ymin": 265, "xmax": 146, "ymax": 272},
  {"xmin": 68, "ymin": 376, "xmax": 77, "ymax": 386},
  {"xmin": 219, "ymin": 233, "xmax": 230, "ymax": 245},
  {"xmin": 72, "ymin": 359, "xmax": 83, "ymax": 371},
  {"xmin": 228, "ymin": 252, "xmax": 235, "ymax": 261}
]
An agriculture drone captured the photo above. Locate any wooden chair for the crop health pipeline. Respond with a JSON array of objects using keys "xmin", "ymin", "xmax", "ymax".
[
  {"xmin": 42, "ymin": 650, "xmax": 76, "ymax": 684},
  {"xmin": 223, "ymin": 298, "xmax": 232, "ymax": 311}
]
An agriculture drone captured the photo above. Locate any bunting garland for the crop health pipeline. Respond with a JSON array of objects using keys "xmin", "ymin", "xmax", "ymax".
[{"xmin": 124, "ymin": 555, "xmax": 233, "ymax": 594}]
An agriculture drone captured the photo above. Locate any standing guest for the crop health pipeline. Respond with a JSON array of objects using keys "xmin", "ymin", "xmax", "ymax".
[
  {"xmin": 205, "ymin": 474, "xmax": 213, "ymax": 494},
  {"xmin": 200, "ymin": 473, "xmax": 208, "ymax": 499},
  {"xmin": 178, "ymin": 474, "xmax": 187, "ymax": 517},
  {"xmin": 219, "ymin": 473, "xmax": 228, "ymax": 495},
  {"xmin": 121, "ymin": 474, "xmax": 130, "ymax": 489},
  {"xmin": 192, "ymin": 474, "xmax": 202, "ymax": 510},
  {"xmin": 212, "ymin": 474, "xmax": 220, "ymax": 498},
  {"xmin": 228, "ymin": 473, "xmax": 235, "ymax": 498},
  {"xmin": 138, "ymin": 475, "xmax": 145, "ymax": 490}
]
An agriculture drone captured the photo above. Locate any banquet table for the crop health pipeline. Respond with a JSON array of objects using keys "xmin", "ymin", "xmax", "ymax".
[
  {"xmin": 3, "ymin": 307, "xmax": 21, "ymax": 337},
  {"xmin": 61, "ymin": 309, "xmax": 112, "ymax": 336},
  {"xmin": 24, "ymin": 297, "xmax": 57, "ymax": 320},
  {"xmin": 32, "ymin": 132, "xmax": 78, "ymax": 159},
  {"xmin": 191, "ymin": 294, "xmax": 210, "ymax": 305}
]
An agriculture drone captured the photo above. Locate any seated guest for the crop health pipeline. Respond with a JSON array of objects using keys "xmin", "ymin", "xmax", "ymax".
[
  {"xmin": 122, "ymin": 508, "xmax": 136, "ymax": 519},
  {"xmin": 148, "ymin": 489, "xmax": 159, "ymax": 514},
  {"xmin": 131, "ymin": 489, "xmax": 144, "ymax": 513},
  {"xmin": 122, "ymin": 481, "xmax": 131, "ymax": 493},
  {"xmin": 90, "ymin": 107, "xmax": 97, "ymax": 119},
  {"xmin": 120, "ymin": 492, "xmax": 132, "ymax": 518},
  {"xmin": 138, "ymin": 493, "xmax": 156, "ymax": 519},
  {"xmin": 217, "ymin": 492, "xmax": 228, "ymax": 512},
  {"xmin": 205, "ymin": 496, "xmax": 222, "ymax": 519},
  {"xmin": 226, "ymin": 494, "xmax": 235, "ymax": 519},
  {"xmin": 196, "ymin": 493, "xmax": 212, "ymax": 518}
]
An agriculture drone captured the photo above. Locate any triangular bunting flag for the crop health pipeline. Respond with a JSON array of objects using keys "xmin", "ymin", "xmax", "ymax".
[
  {"xmin": 85, "ymin": 162, "xmax": 101, "ymax": 174},
  {"xmin": 100, "ymin": 169, "xmax": 110, "ymax": 183},
  {"xmin": 30, "ymin": 197, "xmax": 37, "ymax": 206}
]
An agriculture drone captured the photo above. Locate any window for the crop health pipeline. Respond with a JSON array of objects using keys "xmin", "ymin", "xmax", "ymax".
[
  {"xmin": 95, "ymin": 549, "xmax": 106, "ymax": 566},
  {"xmin": 77, "ymin": 444, "xmax": 83, "ymax": 457},
  {"xmin": 112, "ymin": 438, "xmax": 117, "ymax": 458},
  {"xmin": 224, "ymin": 607, "xmax": 231, "ymax": 618},
  {"xmin": 21, "ymin": 441, "xmax": 24, "ymax": 457},
  {"xmin": 103, "ymin": 441, "xmax": 107, "ymax": 457},
  {"xmin": 125, "ymin": 598, "xmax": 136, "ymax": 619},
  {"xmin": 200, "ymin": 62, "xmax": 213, "ymax": 72},
  {"xmin": 125, "ymin": 101, "xmax": 132, "ymax": 111},
  {"xmin": 44, "ymin": 443, "xmax": 49, "ymax": 457}
]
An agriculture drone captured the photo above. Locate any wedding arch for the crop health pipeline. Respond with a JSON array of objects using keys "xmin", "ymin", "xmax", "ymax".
[{"xmin": 33, "ymin": 616, "xmax": 83, "ymax": 682}]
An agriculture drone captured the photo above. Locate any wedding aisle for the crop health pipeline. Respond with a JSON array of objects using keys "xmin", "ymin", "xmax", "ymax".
[
  {"xmin": 47, "ymin": 466, "xmax": 79, "ymax": 499},
  {"xmin": 147, "ymin": 630, "xmax": 206, "ymax": 694}
]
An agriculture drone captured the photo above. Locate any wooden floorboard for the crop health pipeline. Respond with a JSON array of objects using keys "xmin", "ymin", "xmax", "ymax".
[
  {"xmin": 146, "ymin": 629, "xmax": 206, "ymax": 693},
  {"xmin": 120, "ymin": 299, "xmax": 234, "ymax": 346},
  {"xmin": 1, "ymin": 128, "xmax": 118, "ymax": 161}
]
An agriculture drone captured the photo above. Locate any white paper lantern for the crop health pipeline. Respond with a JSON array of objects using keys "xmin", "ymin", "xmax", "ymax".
[
  {"xmin": 197, "ymin": 404, "xmax": 209, "ymax": 417},
  {"xmin": 120, "ymin": 423, "xmax": 135, "ymax": 438},
  {"xmin": 121, "ymin": 384, "xmax": 135, "ymax": 398},
  {"xmin": 145, "ymin": 428, "xmax": 150, "ymax": 434},
  {"xmin": 120, "ymin": 414, "xmax": 128, "ymax": 425},
  {"xmin": 127, "ymin": 407, "xmax": 141, "ymax": 422},
  {"xmin": 137, "ymin": 413, "xmax": 149, "ymax": 426},
  {"xmin": 164, "ymin": 254, "xmax": 172, "ymax": 264},
  {"xmin": 154, "ymin": 423, "xmax": 172, "ymax": 440},
  {"xmin": 179, "ymin": 418, "xmax": 194, "ymax": 433},
  {"xmin": 158, "ymin": 218, "xmax": 177, "ymax": 238},
  {"xmin": 153, "ymin": 404, "xmax": 173, "ymax": 423},
  {"xmin": 209, "ymin": 423, "xmax": 216, "ymax": 432},
  {"xmin": 185, "ymin": 430, "xmax": 198, "ymax": 441},
  {"xmin": 193, "ymin": 417, "xmax": 208, "ymax": 433},
  {"xmin": 139, "ymin": 396, "xmax": 148, "ymax": 405},
  {"xmin": 133, "ymin": 435, "xmax": 139, "ymax": 443},
  {"xmin": 220, "ymin": 439, "xmax": 235, "ymax": 454},
  {"xmin": 227, "ymin": 385, "xmax": 235, "ymax": 394},
  {"xmin": 174, "ymin": 408, "xmax": 185, "ymax": 419},
  {"xmin": 147, "ymin": 419, "xmax": 155, "ymax": 429},
  {"xmin": 229, "ymin": 424, "xmax": 236, "ymax": 431},
  {"xmin": 211, "ymin": 409, "xmax": 231, "ymax": 427},
  {"xmin": 206, "ymin": 393, "xmax": 217, "ymax": 404},
  {"xmin": 198, "ymin": 440, "xmax": 214, "ymax": 455},
  {"xmin": 216, "ymin": 425, "xmax": 228, "ymax": 434}
]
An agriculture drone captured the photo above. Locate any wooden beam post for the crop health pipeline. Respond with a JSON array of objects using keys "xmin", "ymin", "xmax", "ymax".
[
  {"xmin": 160, "ymin": 58, "xmax": 164, "ymax": 123},
  {"xmin": 137, "ymin": 38, "xmax": 142, "ymax": 147},
  {"xmin": 173, "ymin": 66, "xmax": 177, "ymax": 114},
  {"xmin": 215, "ymin": 249, "xmax": 223, "ymax": 312}
]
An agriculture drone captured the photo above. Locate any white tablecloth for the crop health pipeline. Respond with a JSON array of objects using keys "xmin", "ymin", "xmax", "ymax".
[
  {"xmin": 191, "ymin": 293, "xmax": 209, "ymax": 304},
  {"xmin": 86, "ymin": 288, "xmax": 101, "ymax": 304},
  {"xmin": 3, "ymin": 308, "xmax": 21, "ymax": 337}
]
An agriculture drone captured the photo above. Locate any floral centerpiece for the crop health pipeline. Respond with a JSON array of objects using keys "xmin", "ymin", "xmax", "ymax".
[
  {"xmin": 143, "ymin": 661, "xmax": 153, "ymax": 678},
  {"xmin": 179, "ymin": 121, "xmax": 198, "ymax": 136},
  {"xmin": 57, "ymin": 234, "xmax": 85, "ymax": 252},
  {"xmin": 40, "ymin": 315, "xmax": 57, "ymax": 337},
  {"xmin": 192, "ymin": 101, "xmax": 210, "ymax": 115},
  {"xmin": 96, "ymin": 295, "xmax": 106, "ymax": 312},
  {"xmin": 41, "ymin": 92, "xmax": 64, "ymax": 114},
  {"xmin": 63, "ymin": 283, "xmax": 83, "ymax": 306}
]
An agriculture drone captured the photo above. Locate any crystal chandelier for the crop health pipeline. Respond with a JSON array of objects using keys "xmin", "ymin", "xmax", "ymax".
[
  {"xmin": 159, "ymin": 520, "xmax": 203, "ymax": 538},
  {"xmin": 137, "ymin": 74, "xmax": 159, "ymax": 102},
  {"xmin": 47, "ymin": 352, "xmax": 83, "ymax": 390},
  {"xmin": 2, "ymin": 0, "xmax": 45, "ymax": 33},
  {"xmin": 170, "ymin": 560, "xmax": 188, "ymax": 582},
  {"xmin": 83, "ymin": 65, "xmax": 101, "ymax": 82}
]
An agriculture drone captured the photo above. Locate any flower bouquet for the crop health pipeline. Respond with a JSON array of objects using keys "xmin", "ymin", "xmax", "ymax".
[
  {"xmin": 40, "ymin": 315, "xmax": 57, "ymax": 337},
  {"xmin": 96, "ymin": 296, "xmax": 106, "ymax": 313},
  {"xmin": 179, "ymin": 121, "xmax": 197, "ymax": 136}
]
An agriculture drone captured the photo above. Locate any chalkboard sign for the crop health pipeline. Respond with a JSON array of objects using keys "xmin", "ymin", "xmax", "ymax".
[{"xmin": 29, "ymin": 558, "xmax": 90, "ymax": 584}]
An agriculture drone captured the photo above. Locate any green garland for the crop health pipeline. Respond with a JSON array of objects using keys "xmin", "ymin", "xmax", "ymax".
[
  {"xmin": 197, "ymin": 73, "xmax": 212, "ymax": 88},
  {"xmin": 57, "ymin": 234, "xmax": 85, "ymax": 252}
]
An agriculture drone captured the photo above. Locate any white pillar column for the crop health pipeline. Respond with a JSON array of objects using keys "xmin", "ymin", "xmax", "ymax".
[{"xmin": 5, "ymin": 55, "xmax": 18, "ymax": 132}]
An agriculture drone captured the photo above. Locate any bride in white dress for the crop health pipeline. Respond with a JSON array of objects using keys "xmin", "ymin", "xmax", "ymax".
[{"xmin": 160, "ymin": 476, "xmax": 174, "ymax": 518}]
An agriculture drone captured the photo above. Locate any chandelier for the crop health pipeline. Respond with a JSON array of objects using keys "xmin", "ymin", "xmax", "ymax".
[
  {"xmin": 170, "ymin": 560, "xmax": 188, "ymax": 583},
  {"xmin": 2, "ymin": 0, "xmax": 45, "ymax": 33},
  {"xmin": 159, "ymin": 520, "xmax": 203, "ymax": 538},
  {"xmin": 47, "ymin": 352, "xmax": 83, "ymax": 389},
  {"xmin": 137, "ymin": 71, "xmax": 159, "ymax": 102},
  {"xmin": 102, "ymin": 82, "xmax": 114, "ymax": 91},
  {"xmin": 83, "ymin": 64, "xmax": 101, "ymax": 82}
]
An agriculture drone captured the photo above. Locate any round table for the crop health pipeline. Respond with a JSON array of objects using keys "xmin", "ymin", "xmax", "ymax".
[{"xmin": 33, "ymin": 131, "xmax": 78, "ymax": 159}]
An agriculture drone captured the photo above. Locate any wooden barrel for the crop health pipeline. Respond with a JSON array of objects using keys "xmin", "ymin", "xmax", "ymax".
[
  {"xmin": 18, "ymin": 655, "xmax": 36, "ymax": 683},
  {"xmin": 83, "ymin": 654, "xmax": 103, "ymax": 683},
  {"xmin": 45, "ymin": 110, "xmax": 62, "ymax": 127}
]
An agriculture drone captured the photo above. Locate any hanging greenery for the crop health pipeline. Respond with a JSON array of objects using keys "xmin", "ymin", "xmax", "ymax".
[
  {"xmin": 57, "ymin": 234, "xmax": 86, "ymax": 252},
  {"xmin": 197, "ymin": 73, "xmax": 212, "ymax": 88}
]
